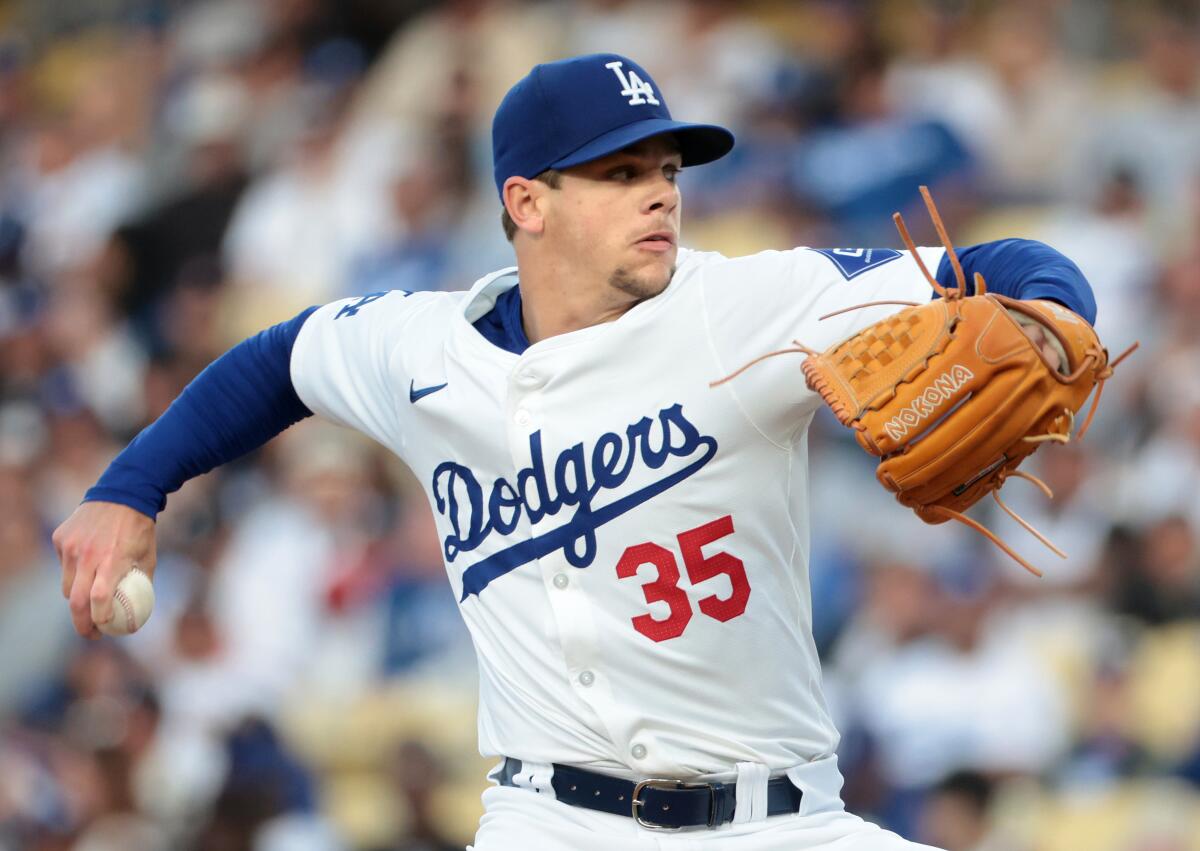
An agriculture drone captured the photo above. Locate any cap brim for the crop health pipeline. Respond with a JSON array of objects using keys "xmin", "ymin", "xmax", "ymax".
[{"xmin": 550, "ymin": 118, "xmax": 734, "ymax": 171}]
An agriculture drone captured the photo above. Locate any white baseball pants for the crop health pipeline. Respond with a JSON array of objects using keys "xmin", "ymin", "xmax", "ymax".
[{"xmin": 468, "ymin": 756, "xmax": 944, "ymax": 851}]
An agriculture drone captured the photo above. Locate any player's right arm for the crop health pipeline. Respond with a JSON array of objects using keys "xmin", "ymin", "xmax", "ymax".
[{"xmin": 55, "ymin": 291, "xmax": 410, "ymax": 638}]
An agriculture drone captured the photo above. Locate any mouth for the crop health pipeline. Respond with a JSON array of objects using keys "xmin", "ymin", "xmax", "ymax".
[{"xmin": 635, "ymin": 231, "xmax": 676, "ymax": 254}]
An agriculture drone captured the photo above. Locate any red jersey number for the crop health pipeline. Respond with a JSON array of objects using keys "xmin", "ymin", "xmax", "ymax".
[{"xmin": 616, "ymin": 514, "xmax": 750, "ymax": 642}]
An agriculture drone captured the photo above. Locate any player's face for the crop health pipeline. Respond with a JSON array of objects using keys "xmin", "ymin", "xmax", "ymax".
[{"xmin": 548, "ymin": 136, "xmax": 683, "ymax": 301}]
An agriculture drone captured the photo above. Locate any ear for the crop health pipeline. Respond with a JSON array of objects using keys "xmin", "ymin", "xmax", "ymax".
[{"xmin": 503, "ymin": 176, "xmax": 546, "ymax": 237}]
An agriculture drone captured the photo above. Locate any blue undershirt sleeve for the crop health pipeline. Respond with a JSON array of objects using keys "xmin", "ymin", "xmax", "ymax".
[
  {"xmin": 84, "ymin": 306, "xmax": 320, "ymax": 519},
  {"xmin": 935, "ymin": 238, "xmax": 1097, "ymax": 325}
]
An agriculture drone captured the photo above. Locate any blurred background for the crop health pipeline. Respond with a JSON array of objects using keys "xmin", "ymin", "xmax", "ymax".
[{"xmin": 0, "ymin": 0, "xmax": 1198, "ymax": 849}]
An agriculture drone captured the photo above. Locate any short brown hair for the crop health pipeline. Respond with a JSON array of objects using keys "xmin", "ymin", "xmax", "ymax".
[{"xmin": 501, "ymin": 169, "xmax": 562, "ymax": 241}]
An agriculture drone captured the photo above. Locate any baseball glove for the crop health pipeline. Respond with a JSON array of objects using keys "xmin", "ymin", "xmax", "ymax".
[{"xmin": 716, "ymin": 187, "xmax": 1136, "ymax": 576}]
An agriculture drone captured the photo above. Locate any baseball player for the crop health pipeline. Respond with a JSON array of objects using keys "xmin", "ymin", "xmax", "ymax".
[{"xmin": 55, "ymin": 54, "xmax": 1094, "ymax": 848}]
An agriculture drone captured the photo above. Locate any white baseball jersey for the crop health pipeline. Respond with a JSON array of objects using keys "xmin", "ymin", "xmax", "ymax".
[{"xmin": 289, "ymin": 245, "xmax": 945, "ymax": 781}]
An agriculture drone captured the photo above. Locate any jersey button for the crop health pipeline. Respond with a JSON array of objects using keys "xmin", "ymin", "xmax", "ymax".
[
  {"xmin": 516, "ymin": 369, "xmax": 543, "ymax": 388},
  {"xmin": 514, "ymin": 410, "xmax": 532, "ymax": 427},
  {"xmin": 578, "ymin": 670, "xmax": 595, "ymax": 687},
  {"xmin": 552, "ymin": 573, "xmax": 569, "ymax": 589},
  {"xmin": 630, "ymin": 744, "xmax": 647, "ymax": 760}
]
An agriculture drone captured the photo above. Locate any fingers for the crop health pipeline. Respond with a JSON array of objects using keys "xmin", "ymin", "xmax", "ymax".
[
  {"xmin": 52, "ymin": 502, "xmax": 157, "ymax": 639},
  {"xmin": 67, "ymin": 551, "xmax": 102, "ymax": 639},
  {"xmin": 1043, "ymin": 342, "xmax": 1062, "ymax": 373},
  {"xmin": 52, "ymin": 524, "xmax": 74, "ymax": 601},
  {"xmin": 54, "ymin": 520, "xmax": 92, "ymax": 637},
  {"xmin": 1019, "ymin": 323, "xmax": 1063, "ymax": 373},
  {"xmin": 56, "ymin": 525, "xmax": 110, "ymax": 640},
  {"xmin": 89, "ymin": 567, "xmax": 116, "ymax": 632}
]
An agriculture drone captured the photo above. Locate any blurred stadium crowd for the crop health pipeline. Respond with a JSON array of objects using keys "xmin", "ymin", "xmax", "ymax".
[{"xmin": 1, "ymin": 0, "xmax": 1199, "ymax": 849}]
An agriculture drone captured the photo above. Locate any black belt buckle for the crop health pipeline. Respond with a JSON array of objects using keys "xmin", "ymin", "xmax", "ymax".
[{"xmin": 631, "ymin": 778, "xmax": 716, "ymax": 830}]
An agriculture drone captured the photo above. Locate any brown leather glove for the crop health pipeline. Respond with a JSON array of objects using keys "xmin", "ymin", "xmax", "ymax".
[
  {"xmin": 801, "ymin": 293, "xmax": 1112, "ymax": 574},
  {"xmin": 798, "ymin": 188, "xmax": 1133, "ymax": 576}
]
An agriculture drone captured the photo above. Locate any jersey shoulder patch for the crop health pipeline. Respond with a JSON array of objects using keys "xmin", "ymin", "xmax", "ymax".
[
  {"xmin": 332, "ymin": 291, "xmax": 401, "ymax": 320},
  {"xmin": 808, "ymin": 248, "xmax": 902, "ymax": 280},
  {"xmin": 322, "ymin": 288, "xmax": 461, "ymax": 326},
  {"xmin": 301, "ymin": 289, "xmax": 463, "ymax": 366}
]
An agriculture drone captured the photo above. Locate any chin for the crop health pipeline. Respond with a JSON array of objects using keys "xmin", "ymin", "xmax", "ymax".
[{"xmin": 610, "ymin": 257, "xmax": 675, "ymax": 300}]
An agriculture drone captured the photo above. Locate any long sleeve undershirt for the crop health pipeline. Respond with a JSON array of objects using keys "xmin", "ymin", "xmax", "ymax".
[
  {"xmin": 84, "ymin": 307, "xmax": 318, "ymax": 517},
  {"xmin": 934, "ymin": 238, "xmax": 1096, "ymax": 323}
]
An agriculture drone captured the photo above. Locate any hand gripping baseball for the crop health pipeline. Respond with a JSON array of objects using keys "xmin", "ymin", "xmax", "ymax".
[
  {"xmin": 53, "ymin": 502, "xmax": 157, "ymax": 638},
  {"xmin": 713, "ymin": 187, "xmax": 1137, "ymax": 577}
]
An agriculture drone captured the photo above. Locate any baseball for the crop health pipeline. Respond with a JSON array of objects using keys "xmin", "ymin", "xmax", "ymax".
[{"xmin": 95, "ymin": 567, "xmax": 155, "ymax": 636}]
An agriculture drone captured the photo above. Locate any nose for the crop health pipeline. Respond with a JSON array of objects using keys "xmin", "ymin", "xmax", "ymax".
[{"xmin": 644, "ymin": 173, "xmax": 679, "ymax": 216}]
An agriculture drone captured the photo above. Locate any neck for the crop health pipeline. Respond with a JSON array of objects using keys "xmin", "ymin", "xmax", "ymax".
[{"xmin": 514, "ymin": 254, "xmax": 643, "ymax": 344}]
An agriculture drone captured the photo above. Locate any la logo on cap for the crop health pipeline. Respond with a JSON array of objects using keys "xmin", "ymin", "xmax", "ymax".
[{"xmin": 605, "ymin": 60, "xmax": 660, "ymax": 106}]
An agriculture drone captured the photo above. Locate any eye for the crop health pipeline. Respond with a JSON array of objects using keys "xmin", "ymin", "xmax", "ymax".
[
  {"xmin": 608, "ymin": 166, "xmax": 637, "ymax": 181},
  {"xmin": 664, "ymin": 164, "xmax": 682, "ymax": 183}
]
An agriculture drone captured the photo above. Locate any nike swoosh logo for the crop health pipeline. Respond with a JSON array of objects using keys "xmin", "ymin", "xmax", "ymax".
[{"xmin": 409, "ymin": 380, "xmax": 448, "ymax": 403}]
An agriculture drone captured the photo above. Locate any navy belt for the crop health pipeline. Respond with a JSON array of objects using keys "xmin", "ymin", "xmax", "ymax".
[{"xmin": 497, "ymin": 757, "xmax": 803, "ymax": 831}]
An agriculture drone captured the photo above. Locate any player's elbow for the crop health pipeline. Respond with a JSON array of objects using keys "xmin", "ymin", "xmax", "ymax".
[{"xmin": 1003, "ymin": 238, "xmax": 1099, "ymax": 326}]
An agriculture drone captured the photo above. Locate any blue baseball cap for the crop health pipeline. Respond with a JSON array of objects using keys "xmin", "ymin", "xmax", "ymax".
[{"xmin": 492, "ymin": 53, "xmax": 735, "ymax": 199}]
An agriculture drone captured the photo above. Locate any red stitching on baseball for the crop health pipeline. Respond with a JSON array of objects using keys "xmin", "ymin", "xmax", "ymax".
[{"xmin": 115, "ymin": 587, "xmax": 136, "ymax": 633}]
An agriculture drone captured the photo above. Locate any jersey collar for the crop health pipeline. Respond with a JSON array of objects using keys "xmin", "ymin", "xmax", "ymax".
[{"xmin": 462, "ymin": 265, "xmax": 520, "ymax": 324}]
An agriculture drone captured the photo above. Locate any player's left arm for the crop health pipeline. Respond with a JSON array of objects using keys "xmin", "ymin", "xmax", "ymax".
[
  {"xmin": 803, "ymin": 239, "xmax": 1096, "ymax": 351},
  {"xmin": 700, "ymin": 238, "xmax": 1096, "ymax": 445},
  {"xmin": 932, "ymin": 238, "xmax": 1096, "ymax": 324}
]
